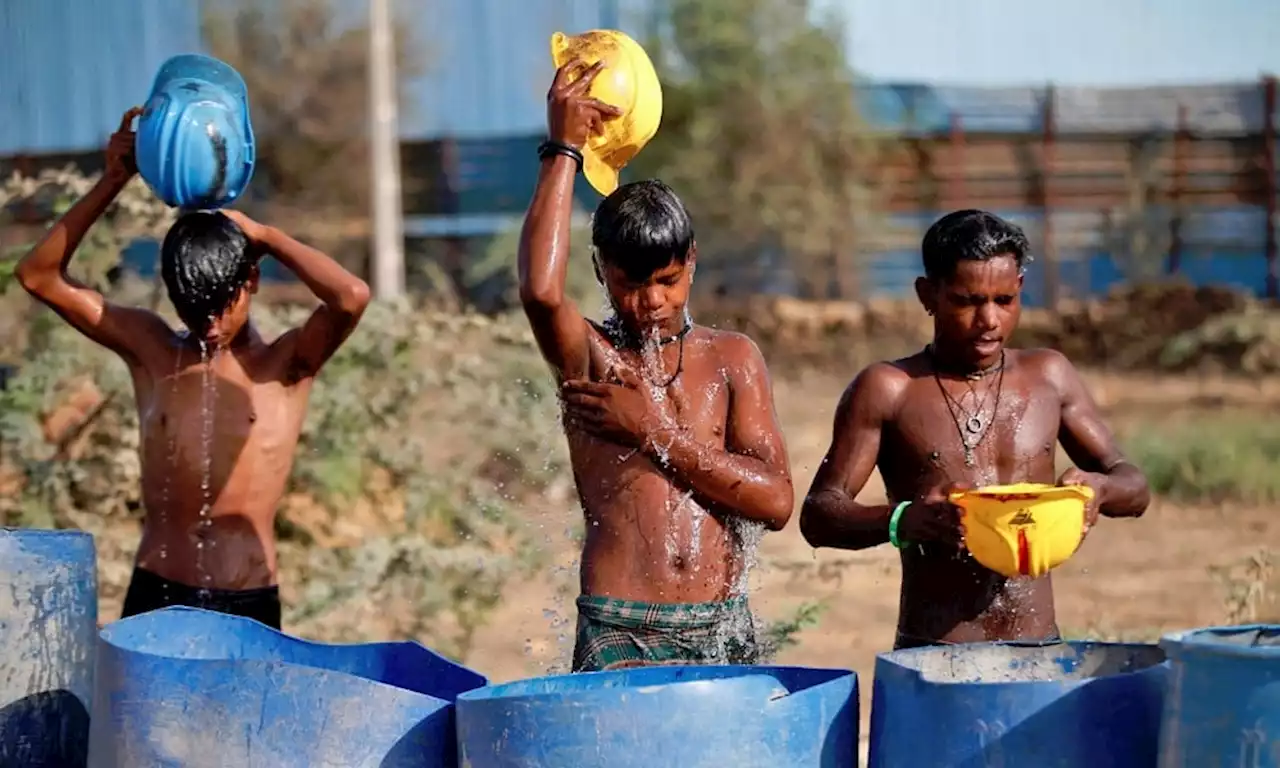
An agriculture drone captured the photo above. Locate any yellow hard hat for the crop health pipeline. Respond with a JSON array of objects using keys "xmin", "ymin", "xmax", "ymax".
[
  {"xmin": 949, "ymin": 483, "xmax": 1094, "ymax": 579},
  {"xmin": 550, "ymin": 29, "xmax": 663, "ymax": 197}
]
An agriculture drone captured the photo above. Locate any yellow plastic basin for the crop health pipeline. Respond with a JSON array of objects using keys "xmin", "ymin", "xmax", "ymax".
[
  {"xmin": 550, "ymin": 29, "xmax": 663, "ymax": 196},
  {"xmin": 949, "ymin": 483, "xmax": 1094, "ymax": 579}
]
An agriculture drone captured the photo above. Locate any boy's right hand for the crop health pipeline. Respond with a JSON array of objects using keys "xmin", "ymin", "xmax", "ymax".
[
  {"xmin": 546, "ymin": 60, "xmax": 623, "ymax": 150},
  {"xmin": 898, "ymin": 482, "xmax": 968, "ymax": 548},
  {"xmin": 105, "ymin": 107, "xmax": 143, "ymax": 184}
]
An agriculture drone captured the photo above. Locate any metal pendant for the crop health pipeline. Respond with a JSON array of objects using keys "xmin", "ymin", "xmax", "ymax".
[
  {"xmin": 964, "ymin": 447, "xmax": 976, "ymax": 467},
  {"xmin": 965, "ymin": 416, "xmax": 984, "ymax": 434}
]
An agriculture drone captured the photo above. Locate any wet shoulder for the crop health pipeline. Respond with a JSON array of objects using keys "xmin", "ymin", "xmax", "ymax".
[
  {"xmin": 697, "ymin": 326, "xmax": 765, "ymax": 365},
  {"xmin": 842, "ymin": 354, "xmax": 919, "ymax": 420},
  {"xmin": 1010, "ymin": 347, "xmax": 1079, "ymax": 399}
]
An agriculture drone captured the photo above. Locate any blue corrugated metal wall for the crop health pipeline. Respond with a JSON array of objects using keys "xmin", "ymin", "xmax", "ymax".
[
  {"xmin": 0, "ymin": 0, "xmax": 201, "ymax": 154},
  {"xmin": 862, "ymin": 207, "xmax": 1272, "ymax": 305},
  {"xmin": 3, "ymin": 0, "xmax": 1274, "ymax": 302},
  {"xmin": 402, "ymin": 0, "xmax": 631, "ymax": 138},
  {"xmin": 0, "ymin": 0, "xmax": 641, "ymax": 153}
]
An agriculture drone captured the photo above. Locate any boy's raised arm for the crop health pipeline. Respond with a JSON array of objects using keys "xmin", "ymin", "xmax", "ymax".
[
  {"xmin": 224, "ymin": 211, "xmax": 370, "ymax": 380},
  {"xmin": 519, "ymin": 61, "xmax": 620, "ymax": 381},
  {"xmin": 16, "ymin": 107, "xmax": 172, "ymax": 363}
]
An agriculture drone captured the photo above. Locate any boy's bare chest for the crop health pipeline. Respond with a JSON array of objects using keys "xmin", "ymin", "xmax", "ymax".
[
  {"xmin": 139, "ymin": 368, "xmax": 306, "ymax": 448},
  {"xmin": 886, "ymin": 379, "xmax": 1061, "ymax": 472},
  {"xmin": 590, "ymin": 340, "xmax": 731, "ymax": 442}
]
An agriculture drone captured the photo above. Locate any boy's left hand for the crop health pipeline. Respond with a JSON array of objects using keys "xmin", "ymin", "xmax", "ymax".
[
  {"xmin": 561, "ymin": 370, "xmax": 669, "ymax": 449},
  {"xmin": 222, "ymin": 209, "xmax": 265, "ymax": 244},
  {"xmin": 1059, "ymin": 467, "xmax": 1104, "ymax": 537}
]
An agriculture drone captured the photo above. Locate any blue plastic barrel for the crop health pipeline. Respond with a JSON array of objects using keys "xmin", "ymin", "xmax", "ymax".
[
  {"xmin": 1158, "ymin": 624, "xmax": 1280, "ymax": 768},
  {"xmin": 869, "ymin": 640, "xmax": 1167, "ymax": 768},
  {"xmin": 0, "ymin": 528, "xmax": 98, "ymax": 767},
  {"xmin": 88, "ymin": 606, "xmax": 487, "ymax": 767},
  {"xmin": 455, "ymin": 664, "xmax": 858, "ymax": 767}
]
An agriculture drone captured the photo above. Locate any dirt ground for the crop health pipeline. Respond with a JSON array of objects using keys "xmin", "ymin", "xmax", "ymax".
[{"xmin": 463, "ymin": 370, "xmax": 1279, "ymax": 738}]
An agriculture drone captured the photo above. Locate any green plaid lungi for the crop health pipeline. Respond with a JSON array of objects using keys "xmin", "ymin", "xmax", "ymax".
[{"xmin": 571, "ymin": 594, "xmax": 759, "ymax": 673}]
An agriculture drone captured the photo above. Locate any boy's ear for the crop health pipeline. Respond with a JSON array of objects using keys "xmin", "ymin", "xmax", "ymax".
[
  {"xmin": 914, "ymin": 276, "xmax": 936, "ymax": 316},
  {"xmin": 247, "ymin": 264, "xmax": 261, "ymax": 295}
]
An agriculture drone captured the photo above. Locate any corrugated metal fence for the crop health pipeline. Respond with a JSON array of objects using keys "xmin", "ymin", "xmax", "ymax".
[
  {"xmin": 2, "ymin": 0, "xmax": 1276, "ymax": 304},
  {"xmin": 0, "ymin": 0, "xmax": 201, "ymax": 155}
]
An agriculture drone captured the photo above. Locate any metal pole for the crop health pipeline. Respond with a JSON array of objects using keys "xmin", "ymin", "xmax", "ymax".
[
  {"xmin": 369, "ymin": 0, "xmax": 405, "ymax": 298},
  {"xmin": 1041, "ymin": 84, "xmax": 1061, "ymax": 313},
  {"xmin": 1263, "ymin": 75, "xmax": 1277, "ymax": 300},
  {"xmin": 1168, "ymin": 103, "xmax": 1187, "ymax": 276}
]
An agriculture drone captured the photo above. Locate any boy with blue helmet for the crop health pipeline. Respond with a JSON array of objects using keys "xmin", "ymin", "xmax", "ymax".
[{"xmin": 16, "ymin": 108, "xmax": 371, "ymax": 628}]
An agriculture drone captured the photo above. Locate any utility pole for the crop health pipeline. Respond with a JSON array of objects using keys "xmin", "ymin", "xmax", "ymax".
[{"xmin": 369, "ymin": 0, "xmax": 405, "ymax": 298}]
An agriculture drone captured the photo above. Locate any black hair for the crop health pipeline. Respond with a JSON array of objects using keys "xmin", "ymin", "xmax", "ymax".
[
  {"xmin": 160, "ymin": 211, "xmax": 256, "ymax": 337},
  {"xmin": 921, "ymin": 209, "xmax": 1031, "ymax": 281},
  {"xmin": 591, "ymin": 180, "xmax": 694, "ymax": 283}
]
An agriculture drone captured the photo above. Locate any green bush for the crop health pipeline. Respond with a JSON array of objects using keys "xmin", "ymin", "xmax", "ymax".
[{"xmin": 1124, "ymin": 416, "xmax": 1280, "ymax": 505}]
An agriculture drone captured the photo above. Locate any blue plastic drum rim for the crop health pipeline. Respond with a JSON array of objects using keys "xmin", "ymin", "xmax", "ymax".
[
  {"xmin": 1161, "ymin": 624, "xmax": 1280, "ymax": 659},
  {"xmin": 875, "ymin": 639, "xmax": 1168, "ymax": 686}
]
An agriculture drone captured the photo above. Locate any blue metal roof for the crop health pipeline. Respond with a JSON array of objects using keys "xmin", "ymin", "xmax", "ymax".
[
  {"xmin": 0, "ymin": 0, "xmax": 202, "ymax": 155},
  {"xmin": 1, "ymin": 0, "xmax": 1273, "ymax": 154},
  {"xmin": 0, "ymin": 0, "xmax": 644, "ymax": 154},
  {"xmin": 401, "ymin": 0, "xmax": 636, "ymax": 138}
]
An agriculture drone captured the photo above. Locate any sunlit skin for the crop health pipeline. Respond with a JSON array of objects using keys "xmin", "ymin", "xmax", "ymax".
[
  {"xmin": 520, "ymin": 61, "xmax": 794, "ymax": 604},
  {"xmin": 800, "ymin": 253, "xmax": 1151, "ymax": 646},
  {"xmin": 15, "ymin": 108, "xmax": 371, "ymax": 591}
]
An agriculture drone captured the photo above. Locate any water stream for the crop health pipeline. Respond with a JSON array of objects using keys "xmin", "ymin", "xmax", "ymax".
[
  {"xmin": 531, "ymin": 310, "xmax": 771, "ymax": 669},
  {"xmin": 195, "ymin": 339, "xmax": 217, "ymax": 601}
]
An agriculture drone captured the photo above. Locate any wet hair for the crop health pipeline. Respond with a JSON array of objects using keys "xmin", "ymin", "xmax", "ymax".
[
  {"xmin": 921, "ymin": 209, "xmax": 1031, "ymax": 281},
  {"xmin": 160, "ymin": 211, "xmax": 256, "ymax": 336},
  {"xmin": 591, "ymin": 180, "xmax": 694, "ymax": 283}
]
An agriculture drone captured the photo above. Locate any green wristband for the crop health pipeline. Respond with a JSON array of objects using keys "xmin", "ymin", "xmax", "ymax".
[{"xmin": 889, "ymin": 501, "xmax": 912, "ymax": 549}]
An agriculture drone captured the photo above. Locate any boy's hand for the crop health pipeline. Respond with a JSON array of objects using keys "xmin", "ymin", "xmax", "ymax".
[
  {"xmin": 898, "ymin": 482, "xmax": 968, "ymax": 549},
  {"xmin": 1059, "ymin": 467, "xmax": 1104, "ymax": 537},
  {"xmin": 546, "ymin": 60, "xmax": 623, "ymax": 150},
  {"xmin": 561, "ymin": 371, "xmax": 670, "ymax": 449},
  {"xmin": 105, "ymin": 107, "xmax": 143, "ymax": 183},
  {"xmin": 221, "ymin": 209, "xmax": 266, "ymax": 244}
]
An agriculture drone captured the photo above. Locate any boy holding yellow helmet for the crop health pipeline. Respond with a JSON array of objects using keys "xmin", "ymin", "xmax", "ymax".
[
  {"xmin": 800, "ymin": 210, "xmax": 1150, "ymax": 650},
  {"xmin": 520, "ymin": 49, "xmax": 794, "ymax": 671}
]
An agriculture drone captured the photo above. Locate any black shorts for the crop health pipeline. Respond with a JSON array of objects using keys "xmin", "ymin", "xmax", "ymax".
[
  {"xmin": 120, "ymin": 566, "xmax": 282, "ymax": 630},
  {"xmin": 893, "ymin": 628, "xmax": 1063, "ymax": 651}
]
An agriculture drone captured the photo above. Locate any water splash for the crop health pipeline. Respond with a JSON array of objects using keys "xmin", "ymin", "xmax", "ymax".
[
  {"xmin": 157, "ymin": 352, "xmax": 184, "ymax": 566},
  {"xmin": 729, "ymin": 517, "xmax": 767, "ymax": 598},
  {"xmin": 195, "ymin": 339, "xmax": 217, "ymax": 601},
  {"xmin": 640, "ymin": 327, "xmax": 667, "ymax": 403}
]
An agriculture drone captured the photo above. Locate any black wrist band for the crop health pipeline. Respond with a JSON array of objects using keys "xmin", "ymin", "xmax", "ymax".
[{"xmin": 538, "ymin": 140, "xmax": 584, "ymax": 172}]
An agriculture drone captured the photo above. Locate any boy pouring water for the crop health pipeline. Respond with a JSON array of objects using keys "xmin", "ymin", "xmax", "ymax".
[
  {"xmin": 520, "ymin": 60, "xmax": 795, "ymax": 671},
  {"xmin": 17, "ymin": 108, "xmax": 370, "ymax": 628}
]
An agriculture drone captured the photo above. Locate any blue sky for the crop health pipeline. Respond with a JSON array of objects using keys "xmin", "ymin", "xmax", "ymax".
[{"xmin": 833, "ymin": 0, "xmax": 1280, "ymax": 86}]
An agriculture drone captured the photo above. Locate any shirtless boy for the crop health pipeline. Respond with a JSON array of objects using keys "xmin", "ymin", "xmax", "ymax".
[
  {"xmin": 800, "ymin": 209, "xmax": 1150, "ymax": 649},
  {"xmin": 16, "ymin": 108, "xmax": 371, "ymax": 629},
  {"xmin": 521, "ymin": 61, "xmax": 794, "ymax": 671}
]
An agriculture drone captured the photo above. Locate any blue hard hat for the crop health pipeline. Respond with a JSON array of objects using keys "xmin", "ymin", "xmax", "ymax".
[{"xmin": 136, "ymin": 54, "xmax": 255, "ymax": 210}]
